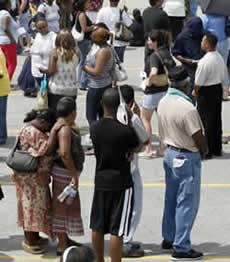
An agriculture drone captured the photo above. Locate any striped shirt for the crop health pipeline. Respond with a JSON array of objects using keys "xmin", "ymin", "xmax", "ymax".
[{"xmin": 86, "ymin": 45, "xmax": 113, "ymax": 89}]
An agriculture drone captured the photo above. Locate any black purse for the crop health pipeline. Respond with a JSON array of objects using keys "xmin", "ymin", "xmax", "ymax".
[
  {"xmin": 115, "ymin": 9, "xmax": 133, "ymax": 42},
  {"xmin": 6, "ymin": 129, "xmax": 39, "ymax": 173}
]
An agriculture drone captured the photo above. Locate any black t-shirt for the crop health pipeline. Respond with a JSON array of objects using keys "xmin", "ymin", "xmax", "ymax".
[
  {"xmin": 145, "ymin": 46, "xmax": 175, "ymax": 94},
  {"xmin": 143, "ymin": 7, "xmax": 170, "ymax": 39},
  {"xmin": 90, "ymin": 118, "xmax": 139, "ymax": 191}
]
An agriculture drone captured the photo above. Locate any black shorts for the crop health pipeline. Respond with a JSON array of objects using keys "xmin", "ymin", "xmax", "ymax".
[
  {"xmin": 227, "ymin": 50, "xmax": 230, "ymax": 68},
  {"xmin": 90, "ymin": 187, "xmax": 133, "ymax": 236}
]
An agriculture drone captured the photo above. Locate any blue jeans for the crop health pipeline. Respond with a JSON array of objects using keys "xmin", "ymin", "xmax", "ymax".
[
  {"xmin": 190, "ymin": 0, "xmax": 198, "ymax": 16},
  {"xmin": 217, "ymin": 39, "xmax": 229, "ymax": 85},
  {"xmin": 162, "ymin": 148, "xmax": 201, "ymax": 252},
  {"xmin": 0, "ymin": 96, "xmax": 8, "ymax": 144},
  {"xmin": 78, "ymin": 39, "xmax": 91, "ymax": 88},
  {"xmin": 114, "ymin": 46, "xmax": 126, "ymax": 63}
]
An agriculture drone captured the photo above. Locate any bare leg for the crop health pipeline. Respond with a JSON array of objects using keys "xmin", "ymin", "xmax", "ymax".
[
  {"xmin": 57, "ymin": 232, "xmax": 68, "ymax": 251},
  {"xmin": 92, "ymin": 231, "xmax": 105, "ymax": 262},
  {"xmin": 110, "ymin": 235, "xmax": 122, "ymax": 262},
  {"xmin": 140, "ymin": 107, "xmax": 155, "ymax": 156}
]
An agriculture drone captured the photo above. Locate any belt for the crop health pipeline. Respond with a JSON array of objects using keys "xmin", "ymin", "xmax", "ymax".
[{"xmin": 167, "ymin": 145, "xmax": 192, "ymax": 153}]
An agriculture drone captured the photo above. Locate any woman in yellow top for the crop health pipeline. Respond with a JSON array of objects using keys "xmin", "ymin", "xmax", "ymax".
[{"xmin": 0, "ymin": 47, "xmax": 10, "ymax": 145}]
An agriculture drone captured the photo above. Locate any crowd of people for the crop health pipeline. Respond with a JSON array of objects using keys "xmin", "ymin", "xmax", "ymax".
[{"xmin": 0, "ymin": 0, "xmax": 230, "ymax": 261}]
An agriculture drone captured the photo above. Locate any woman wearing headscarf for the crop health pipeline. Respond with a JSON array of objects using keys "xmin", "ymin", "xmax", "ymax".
[{"xmin": 172, "ymin": 17, "xmax": 204, "ymax": 95}]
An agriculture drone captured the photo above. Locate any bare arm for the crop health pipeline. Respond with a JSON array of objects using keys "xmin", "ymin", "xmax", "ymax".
[
  {"xmin": 84, "ymin": 47, "xmax": 111, "ymax": 76},
  {"xmin": 18, "ymin": 0, "xmax": 28, "ymax": 16},
  {"xmin": 192, "ymin": 129, "xmax": 207, "ymax": 159},
  {"xmin": 3, "ymin": 16, "xmax": 15, "ymax": 43},
  {"xmin": 58, "ymin": 126, "xmax": 79, "ymax": 186},
  {"xmin": 193, "ymin": 85, "xmax": 200, "ymax": 98},
  {"xmin": 176, "ymin": 55, "xmax": 193, "ymax": 66},
  {"xmin": 79, "ymin": 12, "xmax": 94, "ymax": 33}
]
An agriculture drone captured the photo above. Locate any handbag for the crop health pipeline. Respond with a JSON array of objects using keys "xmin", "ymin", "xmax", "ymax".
[
  {"xmin": 147, "ymin": 51, "xmax": 169, "ymax": 87},
  {"xmin": 117, "ymin": 86, "xmax": 129, "ymax": 125},
  {"xmin": 111, "ymin": 47, "xmax": 128, "ymax": 82},
  {"xmin": 6, "ymin": 128, "xmax": 39, "ymax": 173},
  {"xmin": 115, "ymin": 9, "xmax": 133, "ymax": 42},
  {"xmin": 71, "ymin": 15, "xmax": 84, "ymax": 42},
  {"xmin": 37, "ymin": 74, "xmax": 48, "ymax": 110}
]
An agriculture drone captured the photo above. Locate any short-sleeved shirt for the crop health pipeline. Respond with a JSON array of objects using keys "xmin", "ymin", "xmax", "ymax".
[
  {"xmin": 90, "ymin": 118, "xmax": 139, "ymax": 191},
  {"xmin": 30, "ymin": 31, "xmax": 56, "ymax": 78},
  {"xmin": 96, "ymin": 7, "xmax": 132, "ymax": 47},
  {"xmin": 143, "ymin": 7, "xmax": 170, "ymax": 39},
  {"xmin": 0, "ymin": 10, "xmax": 19, "ymax": 44},
  {"xmin": 158, "ymin": 94, "xmax": 204, "ymax": 152},
  {"xmin": 163, "ymin": 0, "xmax": 186, "ymax": 17},
  {"xmin": 195, "ymin": 51, "xmax": 225, "ymax": 87},
  {"xmin": 37, "ymin": 2, "xmax": 60, "ymax": 33}
]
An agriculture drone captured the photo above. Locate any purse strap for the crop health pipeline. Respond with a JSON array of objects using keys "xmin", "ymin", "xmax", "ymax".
[{"xmin": 154, "ymin": 51, "xmax": 169, "ymax": 75}]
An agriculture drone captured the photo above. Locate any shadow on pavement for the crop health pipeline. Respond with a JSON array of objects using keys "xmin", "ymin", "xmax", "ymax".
[
  {"xmin": 142, "ymin": 242, "xmax": 230, "ymax": 257},
  {"xmin": 0, "ymin": 235, "xmax": 24, "ymax": 252},
  {"xmin": 0, "ymin": 253, "xmax": 14, "ymax": 261}
]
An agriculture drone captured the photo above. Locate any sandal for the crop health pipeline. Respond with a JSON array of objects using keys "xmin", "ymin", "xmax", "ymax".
[
  {"xmin": 22, "ymin": 241, "xmax": 44, "ymax": 255},
  {"xmin": 37, "ymin": 237, "xmax": 49, "ymax": 246}
]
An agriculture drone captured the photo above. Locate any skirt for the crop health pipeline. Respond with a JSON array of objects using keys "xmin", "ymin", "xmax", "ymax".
[{"xmin": 51, "ymin": 165, "xmax": 84, "ymax": 236}]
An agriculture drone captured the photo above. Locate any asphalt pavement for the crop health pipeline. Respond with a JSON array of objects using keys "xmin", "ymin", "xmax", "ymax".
[{"xmin": 1, "ymin": 2, "xmax": 230, "ymax": 261}]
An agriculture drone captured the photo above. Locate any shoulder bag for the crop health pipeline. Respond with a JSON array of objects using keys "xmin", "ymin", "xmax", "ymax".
[
  {"xmin": 6, "ymin": 127, "xmax": 39, "ymax": 173},
  {"xmin": 147, "ymin": 51, "xmax": 169, "ymax": 87},
  {"xmin": 71, "ymin": 13, "xmax": 84, "ymax": 42},
  {"xmin": 111, "ymin": 47, "xmax": 128, "ymax": 82},
  {"xmin": 37, "ymin": 74, "xmax": 48, "ymax": 110},
  {"xmin": 115, "ymin": 9, "xmax": 133, "ymax": 42}
]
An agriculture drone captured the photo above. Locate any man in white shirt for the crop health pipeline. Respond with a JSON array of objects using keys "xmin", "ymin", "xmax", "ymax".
[
  {"xmin": 163, "ymin": 0, "xmax": 189, "ymax": 41},
  {"xmin": 96, "ymin": 0, "xmax": 132, "ymax": 62},
  {"xmin": 194, "ymin": 33, "xmax": 225, "ymax": 159}
]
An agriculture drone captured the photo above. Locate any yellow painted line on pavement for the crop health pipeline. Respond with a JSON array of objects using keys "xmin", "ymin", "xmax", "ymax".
[
  {"xmin": 0, "ymin": 254, "xmax": 230, "ymax": 261},
  {"xmin": 1, "ymin": 181, "xmax": 230, "ymax": 188}
]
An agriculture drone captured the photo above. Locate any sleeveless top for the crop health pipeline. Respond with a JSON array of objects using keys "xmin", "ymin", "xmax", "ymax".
[
  {"xmin": 76, "ymin": 11, "xmax": 92, "ymax": 40},
  {"xmin": 86, "ymin": 45, "xmax": 113, "ymax": 89},
  {"xmin": 48, "ymin": 54, "xmax": 79, "ymax": 96}
]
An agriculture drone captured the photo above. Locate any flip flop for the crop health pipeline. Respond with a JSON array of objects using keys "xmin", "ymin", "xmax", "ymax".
[{"xmin": 22, "ymin": 241, "xmax": 44, "ymax": 255}]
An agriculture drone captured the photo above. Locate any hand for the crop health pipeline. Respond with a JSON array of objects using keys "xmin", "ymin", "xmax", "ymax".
[
  {"xmin": 52, "ymin": 120, "xmax": 66, "ymax": 133},
  {"xmin": 39, "ymin": 68, "xmax": 46, "ymax": 74},
  {"xmin": 70, "ymin": 176, "xmax": 79, "ymax": 189},
  {"xmin": 192, "ymin": 89, "xmax": 197, "ymax": 98},
  {"xmin": 131, "ymin": 101, "xmax": 140, "ymax": 117}
]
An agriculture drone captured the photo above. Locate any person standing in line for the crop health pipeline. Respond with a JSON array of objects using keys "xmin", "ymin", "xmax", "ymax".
[
  {"xmin": 40, "ymin": 30, "xmax": 79, "ymax": 110},
  {"xmin": 119, "ymin": 85, "xmax": 149, "ymax": 258},
  {"xmin": 37, "ymin": 0, "xmax": 60, "ymax": 33},
  {"xmin": 74, "ymin": 0, "xmax": 94, "ymax": 90},
  {"xmin": 172, "ymin": 17, "xmax": 204, "ymax": 97},
  {"xmin": 30, "ymin": 16, "xmax": 56, "ymax": 96},
  {"xmin": 194, "ymin": 33, "xmax": 225, "ymax": 159},
  {"xmin": 96, "ymin": 0, "xmax": 132, "ymax": 63},
  {"xmin": 163, "ymin": 0, "xmax": 189, "ymax": 42},
  {"xmin": 201, "ymin": 14, "xmax": 229, "ymax": 100},
  {"xmin": 129, "ymin": 9, "xmax": 145, "ymax": 47},
  {"xmin": 89, "ymin": 88, "xmax": 140, "ymax": 262},
  {"xmin": 86, "ymin": 0, "xmax": 103, "ymax": 24},
  {"xmin": 0, "ymin": 0, "xmax": 19, "ymax": 81},
  {"xmin": 158, "ymin": 66, "xmax": 206, "ymax": 261},
  {"xmin": 0, "ymin": 47, "xmax": 10, "ymax": 145},
  {"xmin": 142, "ymin": 0, "xmax": 170, "ymax": 74}
]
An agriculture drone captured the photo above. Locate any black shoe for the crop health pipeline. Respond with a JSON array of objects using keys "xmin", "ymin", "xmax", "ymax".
[
  {"xmin": 161, "ymin": 239, "xmax": 173, "ymax": 250},
  {"xmin": 122, "ymin": 242, "xmax": 144, "ymax": 258},
  {"xmin": 205, "ymin": 153, "xmax": 213, "ymax": 160},
  {"xmin": 171, "ymin": 249, "xmax": 203, "ymax": 261}
]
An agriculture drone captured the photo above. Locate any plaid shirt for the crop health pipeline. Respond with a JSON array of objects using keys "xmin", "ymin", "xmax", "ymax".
[{"xmin": 88, "ymin": 0, "xmax": 103, "ymax": 12}]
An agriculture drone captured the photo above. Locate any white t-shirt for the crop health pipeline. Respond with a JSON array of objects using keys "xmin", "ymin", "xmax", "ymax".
[
  {"xmin": 37, "ymin": 2, "xmax": 60, "ymax": 33},
  {"xmin": 163, "ymin": 0, "xmax": 186, "ymax": 17},
  {"xmin": 96, "ymin": 6, "xmax": 132, "ymax": 47},
  {"xmin": 30, "ymin": 31, "xmax": 56, "ymax": 78},
  {"xmin": 0, "ymin": 10, "xmax": 19, "ymax": 44},
  {"xmin": 195, "ymin": 51, "xmax": 225, "ymax": 86}
]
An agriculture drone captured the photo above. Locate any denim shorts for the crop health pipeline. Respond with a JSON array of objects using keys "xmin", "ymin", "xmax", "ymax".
[{"xmin": 142, "ymin": 91, "xmax": 166, "ymax": 110}]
